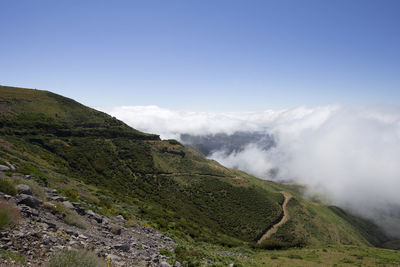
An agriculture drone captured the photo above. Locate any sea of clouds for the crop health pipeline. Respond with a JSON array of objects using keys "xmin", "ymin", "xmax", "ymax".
[{"xmin": 104, "ymin": 105, "xmax": 400, "ymax": 236}]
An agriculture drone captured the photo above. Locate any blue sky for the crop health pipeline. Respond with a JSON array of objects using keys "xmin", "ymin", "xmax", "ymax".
[{"xmin": 1, "ymin": 0, "xmax": 399, "ymax": 111}]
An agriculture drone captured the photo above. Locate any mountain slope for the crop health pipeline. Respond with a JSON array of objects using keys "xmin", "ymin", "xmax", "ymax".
[{"xmin": 0, "ymin": 85, "xmax": 389, "ymax": 247}]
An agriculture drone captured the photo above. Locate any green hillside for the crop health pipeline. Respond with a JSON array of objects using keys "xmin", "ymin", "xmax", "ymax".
[{"xmin": 0, "ymin": 85, "xmax": 390, "ymax": 248}]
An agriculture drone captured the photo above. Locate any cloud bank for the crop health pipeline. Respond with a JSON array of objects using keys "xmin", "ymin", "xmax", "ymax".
[{"xmin": 105, "ymin": 105, "xmax": 400, "ymax": 236}]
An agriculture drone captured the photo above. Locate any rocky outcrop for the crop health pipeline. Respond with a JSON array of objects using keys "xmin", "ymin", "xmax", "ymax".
[
  {"xmin": 16, "ymin": 184, "xmax": 32, "ymax": 195},
  {"xmin": 0, "ymin": 165, "xmax": 11, "ymax": 172},
  {"xmin": 0, "ymin": 174, "xmax": 178, "ymax": 266},
  {"xmin": 17, "ymin": 194, "xmax": 42, "ymax": 209}
]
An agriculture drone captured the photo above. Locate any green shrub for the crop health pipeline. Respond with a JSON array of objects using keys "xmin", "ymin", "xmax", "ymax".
[
  {"xmin": 43, "ymin": 201, "xmax": 58, "ymax": 212},
  {"xmin": 0, "ymin": 202, "xmax": 20, "ymax": 229},
  {"xmin": 64, "ymin": 188, "xmax": 79, "ymax": 202},
  {"xmin": 63, "ymin": 212, "xmax": 88, "ymax": 229},
  {"xmin": 159, "ymin": 248, "xmax": 173, "ymax": 257},
  {"xmin": 47, "ymin": 249, "xmax": 106, "ymax": 267},
  {"xmin": 124, "ymin": 218, "xmax": 137, "ymax": 228},
  {"xmin": 0, "ymin": 179, "xmax": 17, "ymax": 196},
  {"xmin": 174, "ymin": 246, "xmax": 202, "ymax": 265}
]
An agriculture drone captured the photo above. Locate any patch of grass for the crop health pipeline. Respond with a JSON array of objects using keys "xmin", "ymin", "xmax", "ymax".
[
  {"xmin": 174, "ymin": 246, "xmax": 202, "ymax": 265},
  {"xmin": 0, "ymin": 248, "xmax": 26, "ymax": 264},
  {"xmin": 238, "ymin": 245, "xmax": 400, "ymax": 266},
  {"xmin": 0, "ymin": 179, "xmax": 17, "ymax": 196},
  {"xmin": 124, "ymin": 218, "xmax": 137, "ymax": 228},
  {"xmin": 159, "ymin": 248, "xmax": 173, "ymax": 257},
  {"xmin": 340, "ymin": 257, "xmax": 355, "ymax": 264},
  {"xmin": 51, "ymin": 202, "xmax": 68, "ymax": 213},
  {"xmin": 63, "ymin": 188, "xmax": 79, "ymax": 202},
  {"xmin": 47, "ymin": 249, "xmax": 106, "ymax": 267},
  {"xmin": 42, "ymin": 201, "xmax": 58, "ymax": 211},
  {"xmin": 173, "ymin": 245, "xmax": 226, "ymax": 267},
  {"xmin": 287, "ymin": 254, "xmax": 302, "ymax": 260},
  {"xmin": 47, "ymin": 202, "xmax": 88, "ymax": 229},
  {"xmin": 63, "ymin": 211, "xmax": 88, "ymax": 229},
  {"xmin": 0, "ymin": 201, "xmax": 20, "ymax": 229}
]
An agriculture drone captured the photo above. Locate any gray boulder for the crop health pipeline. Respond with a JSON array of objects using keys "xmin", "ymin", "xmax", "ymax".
[
  {"xmin": 87, "ymin": 210, "xmax": 103, "ymax": 223},
  {"xmin": 49, "ymin": 196, "xmax": 66, "ymax": 202},
  {"xmin": 62, "ymin": 201, "xmax": 74, "ymax": 209},
  {"xmin": 17, "ymin": 184, "xmax": 32, "ymax": 195},
  {"xmin": 18, "ymin": 204, "xmax": 39, "ymax": 217},
  {"xmin": 17, "ymin": 194, "xmax": 42, "ymax": 209},
  {"xmin": 113, "ymin": 214, "xmax": 126, "ymax": 224},
  {"xmin": 0, "ymin": 165, "xmax": 10, "ymax": 172},
  {"xmin": 160, "ymin": 261, "xmax": 172, "ymax": 267},
  {"xmin": 113, "ymin": 243, "xmax": 130, "ymax": 252},
  {"xmin": 71, "ymin": 202, "xmax": 85, "ymax": 215}
]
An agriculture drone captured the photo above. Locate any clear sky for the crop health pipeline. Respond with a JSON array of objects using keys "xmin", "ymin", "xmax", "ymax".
[{"xmin": 1, "ymin": 0, "xmax": 399, "ymax": 111}]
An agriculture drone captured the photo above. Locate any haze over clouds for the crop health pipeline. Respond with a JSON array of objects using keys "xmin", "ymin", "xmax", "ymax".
[{"xmin": 106, "ymin": 105, "xmax": 400, "ymax": 236}]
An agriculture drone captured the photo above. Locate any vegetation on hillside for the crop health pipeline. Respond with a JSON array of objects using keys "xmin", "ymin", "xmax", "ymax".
[{"xmin": 0, "ymin": 85, "xmax": 391, "ymax": 249}]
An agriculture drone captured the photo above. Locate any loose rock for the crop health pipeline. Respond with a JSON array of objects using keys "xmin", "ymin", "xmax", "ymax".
[
  {"xmin": 0, "ymin": 165, "xmax": 10, "ymax": 172},
  {"xmin": 17, "ymin": 194, "xmax": 42, "ymax": 209},
  {"xmin": 17, "ymin": 184, "xmax": 32, "ymax": 195}
]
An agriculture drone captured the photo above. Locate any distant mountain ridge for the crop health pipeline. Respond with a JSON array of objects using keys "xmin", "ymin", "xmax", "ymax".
[{"xmin": 180, "ymin": 131, "xmax": 275, "ymax": 156}]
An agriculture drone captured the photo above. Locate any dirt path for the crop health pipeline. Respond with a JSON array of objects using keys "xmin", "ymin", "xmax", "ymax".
[{"xmin": 257, "ymin": 191, "xmax": 292, "ymax": 244}]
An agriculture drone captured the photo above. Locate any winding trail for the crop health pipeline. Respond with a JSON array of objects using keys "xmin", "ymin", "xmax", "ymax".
[{"xmin": 257, "ymin": 192, "xmax": 292, "ymax": 244}]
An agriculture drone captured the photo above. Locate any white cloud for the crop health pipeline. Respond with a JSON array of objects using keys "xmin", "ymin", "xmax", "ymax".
[{"xmin": 105, "ymin": 105, "xmax": 268, "ymax": 139}]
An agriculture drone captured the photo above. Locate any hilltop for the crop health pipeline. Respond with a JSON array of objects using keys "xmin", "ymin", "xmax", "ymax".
[{"xmin": 0, "ymin": 85, "xmax": 398, "ymax": 266}]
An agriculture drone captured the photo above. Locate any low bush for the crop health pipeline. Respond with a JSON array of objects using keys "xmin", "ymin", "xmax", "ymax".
[
  {"xmin": 63, "ymin": 211, "xmax": 88, "ymax": 229},
  {"xmin": 174, "ymin": 246, "xmax": 202, "ymax": 265},
  {"xmin": 47, "ymin": 249, "xmax": 106, "ymax": 267},
  {"xmin": 0, "ymin": 202, "xmax": 21, "ymax": 229},
  {"xmin": 124, "ymin": 218, "xmax": 137, "ymax": 228},
  {"xmin": 64, "ymin": 188, "xmax": 79, "ymax": 202},
  {"xmin": 0, "ymin": 179, "xmax": 17, "ymax": 196}
]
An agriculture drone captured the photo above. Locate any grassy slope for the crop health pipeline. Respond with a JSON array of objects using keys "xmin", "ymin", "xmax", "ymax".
[
  {"xmin": 0, "ymin": 85, "xmax": 389, "ymax": 248},
  {"xmin": 238, "ymin": 245, "xmax": 400, "ymax": 266}
]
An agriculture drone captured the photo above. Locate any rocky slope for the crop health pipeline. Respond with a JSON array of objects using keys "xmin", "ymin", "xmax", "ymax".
[{"xmin": 0, "ymin": 168, "xmax": 176, "ymax": 266}]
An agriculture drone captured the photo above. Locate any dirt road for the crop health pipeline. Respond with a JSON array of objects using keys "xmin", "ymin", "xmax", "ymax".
[{"xmin": 257, "ymin": 191, "xmax": 292, "ymax": 244}]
